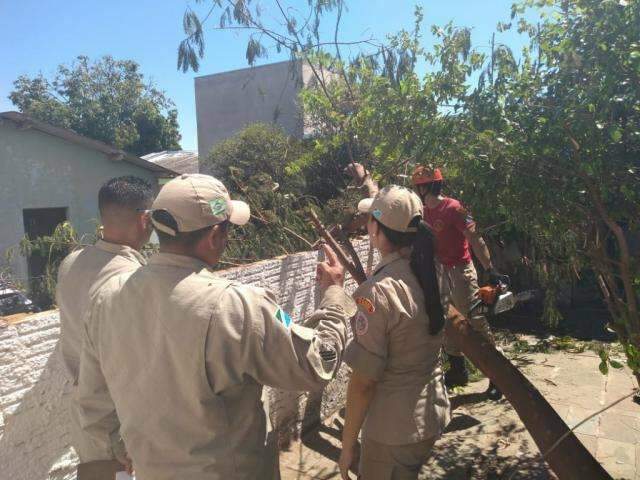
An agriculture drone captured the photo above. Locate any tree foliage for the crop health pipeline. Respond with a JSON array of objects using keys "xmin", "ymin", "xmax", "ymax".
[
  {"xmin": 204, "ymin": 123, "xmax": 314, "ymax": 263},
  {"xmin": 16, "ymin": 222, "xmax": 84, "ymax": 308},
  {"xmin": 203, "ymin": 123, "xmax": 360, "ymax": 264},
  {"xmin": 180, "ymin": 0, "xmax": 640, "ymax": 374},
  {"xmin": 9, "ymin": 55, "xmax": 181, "ymax": 156},
  {"xmin": 204, "ymin": 123, "xmax": 306, "ymax": 194},
  {"xmin": 300, "ymin": 0, "xmax": 640, "ymax": 369},
  {"xmin": 177, "ymin": 0, "xmax": 372, "ymax": 72}
]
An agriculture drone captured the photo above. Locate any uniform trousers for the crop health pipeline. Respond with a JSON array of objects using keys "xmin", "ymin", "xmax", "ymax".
[
  {"xmin": 358, "ymin": 436, "xmax": 438, "ymax": 480},
  {"xmin": 438, "ymin": 261, "xmax": 495, "ymax": 356}
]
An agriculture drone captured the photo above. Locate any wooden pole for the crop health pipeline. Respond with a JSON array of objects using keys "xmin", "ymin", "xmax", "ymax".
[
  {"xmin": 308, "ymin": 210, "xmax": 367, "ymax": 284},
  {"xmin": 330, "ymin": 224, "xmax": 367, "ymax": 281}
]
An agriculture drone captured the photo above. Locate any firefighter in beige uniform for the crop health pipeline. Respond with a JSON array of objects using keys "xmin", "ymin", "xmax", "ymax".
[
  {"xmin": 56, "ymin": 176, "xmax": 153, "ymax": 475},
  {"xmin": 77, "ymin": 174, "xmax": 355, "ymax": 480},
  {"xmin": 339, "ymin": 186, "xmax": 450, "ymax": 480}
]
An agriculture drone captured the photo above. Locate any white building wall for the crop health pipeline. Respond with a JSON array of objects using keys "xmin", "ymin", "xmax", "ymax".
[
  {"xmin": 0, "ymin": 238, "xmax": 376, "ymax": 480},
  {"xmin": 0, "ymin": 122, "xmax": 160, "ymax": 285}
]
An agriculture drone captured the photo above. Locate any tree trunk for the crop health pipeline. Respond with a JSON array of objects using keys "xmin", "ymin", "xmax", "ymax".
[{"xmin": 447, "ymin": 308, "xmax": 612, "ymax": 479}]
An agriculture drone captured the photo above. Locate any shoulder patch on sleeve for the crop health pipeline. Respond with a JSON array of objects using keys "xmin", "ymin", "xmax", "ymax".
[
  {"xmin": 355, "ymin": 296, "xmax": 375, "ymax": 313},
  {"xmin": 275, "ymin": 308, "xmax": 293, "ymax": 328},
  {"xmin": 354, "ymin": 311, "xmax": 369, "ymax": 336}
]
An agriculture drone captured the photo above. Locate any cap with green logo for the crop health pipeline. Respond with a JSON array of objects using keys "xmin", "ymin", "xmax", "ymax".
[
  {"xmin": 357, "ymin": 185, "xmax": 423, "ymax": 233},
  {"xmin": 151, "ymin": 174, "xmax": 250, "ymax": 236}
]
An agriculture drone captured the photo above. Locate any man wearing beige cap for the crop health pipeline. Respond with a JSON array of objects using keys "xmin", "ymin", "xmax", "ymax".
[{"xmin": 77, "ymin": 174, "xmax": 355, "ymax": 480}]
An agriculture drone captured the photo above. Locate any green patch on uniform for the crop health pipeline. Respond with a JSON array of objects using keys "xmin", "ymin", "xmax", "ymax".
[
  {"xmin": 275, "ymin": 308, "xmax": 292, "ymax": 328},
  {"xmin": 372, "ymin": 209, "xmax": 383, "ymax": 219},
  {"xmin": 209, "ymin": 198, "xmax": 227, "ymax": 216}
]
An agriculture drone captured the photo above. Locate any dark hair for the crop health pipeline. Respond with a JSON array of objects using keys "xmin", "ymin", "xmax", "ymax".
[
  {"xmin": 375, "ymin": 220, "xmax": 415, "ymax": 248},
  {"xmin": 98, "ymin": 176, "xmax": 154, "ymax": 215},
  {"xmin": 411, "ymin": 221, "xmax": 445, "ymax": 335},
  {"xmin": 375, "ymin": 218, "xmax": 445, "ymax": 335},
  {"xmin": 416, "ymin": 180, "xmax": 443, "ymax": 197},
  {"xmin": 152, "ymin": 209, "xmax": 226, "ymax": 248}
]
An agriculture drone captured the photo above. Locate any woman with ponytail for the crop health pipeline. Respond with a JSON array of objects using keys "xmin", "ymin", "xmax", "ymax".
[{"xmin": 338, "ymin": 185, "xmax": 451, "ymax": 480}]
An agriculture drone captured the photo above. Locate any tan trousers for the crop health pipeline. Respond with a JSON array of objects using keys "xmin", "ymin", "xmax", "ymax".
[
  {"xmin": 438, "ymin": 262, "xmax": 495, "ymax": 356},
  {"xmin": 358, "ymin": 436, "xmax": 437, "ymax": 480}
]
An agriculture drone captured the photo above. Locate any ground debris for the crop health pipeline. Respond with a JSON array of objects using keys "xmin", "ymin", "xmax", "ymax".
[{"xmin": 280, "ymin": 348, "xmax": 637, "ymax": 479}]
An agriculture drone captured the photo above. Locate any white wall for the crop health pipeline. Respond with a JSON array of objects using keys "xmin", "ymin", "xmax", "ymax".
[{"xmin": 0, "ymin": 238, "xmax": 376, "ymax": 480}]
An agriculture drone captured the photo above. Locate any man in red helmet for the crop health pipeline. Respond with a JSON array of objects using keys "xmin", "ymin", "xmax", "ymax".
[{"xmin": 412, "ymin": 165, "xmax": 503, "ymax": 400}]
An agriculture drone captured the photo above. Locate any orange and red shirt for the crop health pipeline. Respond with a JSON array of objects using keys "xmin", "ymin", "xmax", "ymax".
[{"xmin": 424, "ymin": 197, "xmax": 475, "ymax": 267}]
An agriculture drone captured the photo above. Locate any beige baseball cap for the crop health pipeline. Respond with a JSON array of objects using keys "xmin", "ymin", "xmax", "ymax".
[
  {"xmin": 151, "ymin": 174, "xmax": 250, "ymax": 236},
  {"xmin": 357, "ymin": 185, "xmax": 423, "ymax": 233}
]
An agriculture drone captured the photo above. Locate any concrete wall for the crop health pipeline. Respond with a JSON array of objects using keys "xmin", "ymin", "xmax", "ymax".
[
  {"xmin": 195, "ymin": 61, "xmax": 305, "ymax": 159},
  {"xmin": 0, "ymin": 238, "xmax": 376, "ymax": 480},
  {"xmin": 0, "ymin": 122, "xmax": 159, "ymax": 284}
]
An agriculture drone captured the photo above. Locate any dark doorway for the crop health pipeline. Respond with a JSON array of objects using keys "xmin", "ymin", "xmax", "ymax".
[{"xmin": 22, "ymin": 207, "xmax": 68, "ymax": 306}]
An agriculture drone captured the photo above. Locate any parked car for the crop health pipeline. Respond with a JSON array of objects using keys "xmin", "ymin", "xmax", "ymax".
[{"xmin": 0, "ymin": 281, "xmax": 39, "ymax": 316}]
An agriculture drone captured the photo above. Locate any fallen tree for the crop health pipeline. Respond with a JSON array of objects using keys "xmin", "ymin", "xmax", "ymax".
[{"xmin": 446, "ymin": 306, "xmax": 612, "ymax": 480}]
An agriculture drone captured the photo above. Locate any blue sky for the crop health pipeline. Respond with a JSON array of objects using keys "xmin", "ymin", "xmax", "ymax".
[{"xmin": 0, "ymin": 1, "xmax": 536, "ymax": 152}]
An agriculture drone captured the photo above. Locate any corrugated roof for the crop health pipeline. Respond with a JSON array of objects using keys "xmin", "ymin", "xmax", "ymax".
[
  {"xmin": 0, "ymin": 111, "xmax": 178, "ymax": 176},
  {"xmin": 142, "ymin": 150, "xmax": 199, "ymax": 174}
]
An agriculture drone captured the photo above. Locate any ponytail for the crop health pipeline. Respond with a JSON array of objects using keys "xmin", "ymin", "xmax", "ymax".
[
  {"xmin": 373, "ymin": 217, "xmax": 445, "ymax": 336},
  {"xmin": 410, "ymin": 220, "xmax": 445, "ymax": 335}
]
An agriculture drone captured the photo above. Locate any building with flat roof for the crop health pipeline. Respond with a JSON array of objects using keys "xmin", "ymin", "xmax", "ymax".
[{"xmin": 195, "ymin": 60, "xmax": 323, "ymax": 159}]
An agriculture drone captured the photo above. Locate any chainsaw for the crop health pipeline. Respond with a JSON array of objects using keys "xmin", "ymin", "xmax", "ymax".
[{"xmin": 470, "ymin": 275, "xmax": 537, "ymax": 317}]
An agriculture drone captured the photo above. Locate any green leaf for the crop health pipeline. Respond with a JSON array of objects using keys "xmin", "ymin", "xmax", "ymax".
[
  {"xmin": 610, "ymin": 128, "xmax": 623, "ymax": 142},
  {"xmin": 609, "ymin": 359, "xmax": 624, "ymax": 369},
  {"xmin": 599, "ymin": 349, "xmax": 608, "ymax": 362},
  {"xmin": 599, "ymin": 360, "xmax": 609, "ymax": 376}
]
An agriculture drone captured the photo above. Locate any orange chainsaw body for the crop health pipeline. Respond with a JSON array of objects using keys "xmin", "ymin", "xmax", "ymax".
[{"xmin": 478, "ymin": 285, "xmax": 499, "ymax": 305}]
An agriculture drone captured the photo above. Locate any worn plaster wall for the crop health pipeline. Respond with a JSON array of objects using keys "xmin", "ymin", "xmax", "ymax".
[
  {"xmin": 195, "ymin": 61, "xmax": 306, "ymax": 159},
  {"xmin": 0, "ymin": 238, "xmax": 376, "ymax": 480},
  {"xmin": 195, "ymin": 60, "xmax": 335, "ymax": 160}
]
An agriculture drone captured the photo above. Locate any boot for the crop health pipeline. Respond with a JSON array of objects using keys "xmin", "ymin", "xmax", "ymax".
[
  {"xmin": 445, "ymin": 355, "xmax": 469, "ymax": 389},
  {"xmin": 485, "ymin": 381, "xmax": 503, "ymax": 401}
]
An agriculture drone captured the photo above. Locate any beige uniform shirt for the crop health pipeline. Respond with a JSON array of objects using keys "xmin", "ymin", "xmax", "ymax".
[
  {"xmin": 78, "ymin": 252, "xmax": 355, "ymax": 480},
  {"xmin": 56, "ymin": 239, "xmax": 145, "ymax": 461},
  {"xmin": 344, "ymin": 251, "xmax": 450, "ymax": 445},
  {"xmin": 57, "ymin": 240, "xmax": 146, "ymax": 382}
]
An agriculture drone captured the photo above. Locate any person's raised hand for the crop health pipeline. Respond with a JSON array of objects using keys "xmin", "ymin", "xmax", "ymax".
[
  {"xmin": 316, "ymin": 244, "xmax": 345, "ymax": 290},
  {"xmin": 344, "ymin": 162, "xmax": 368, "ymax": 186}
]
